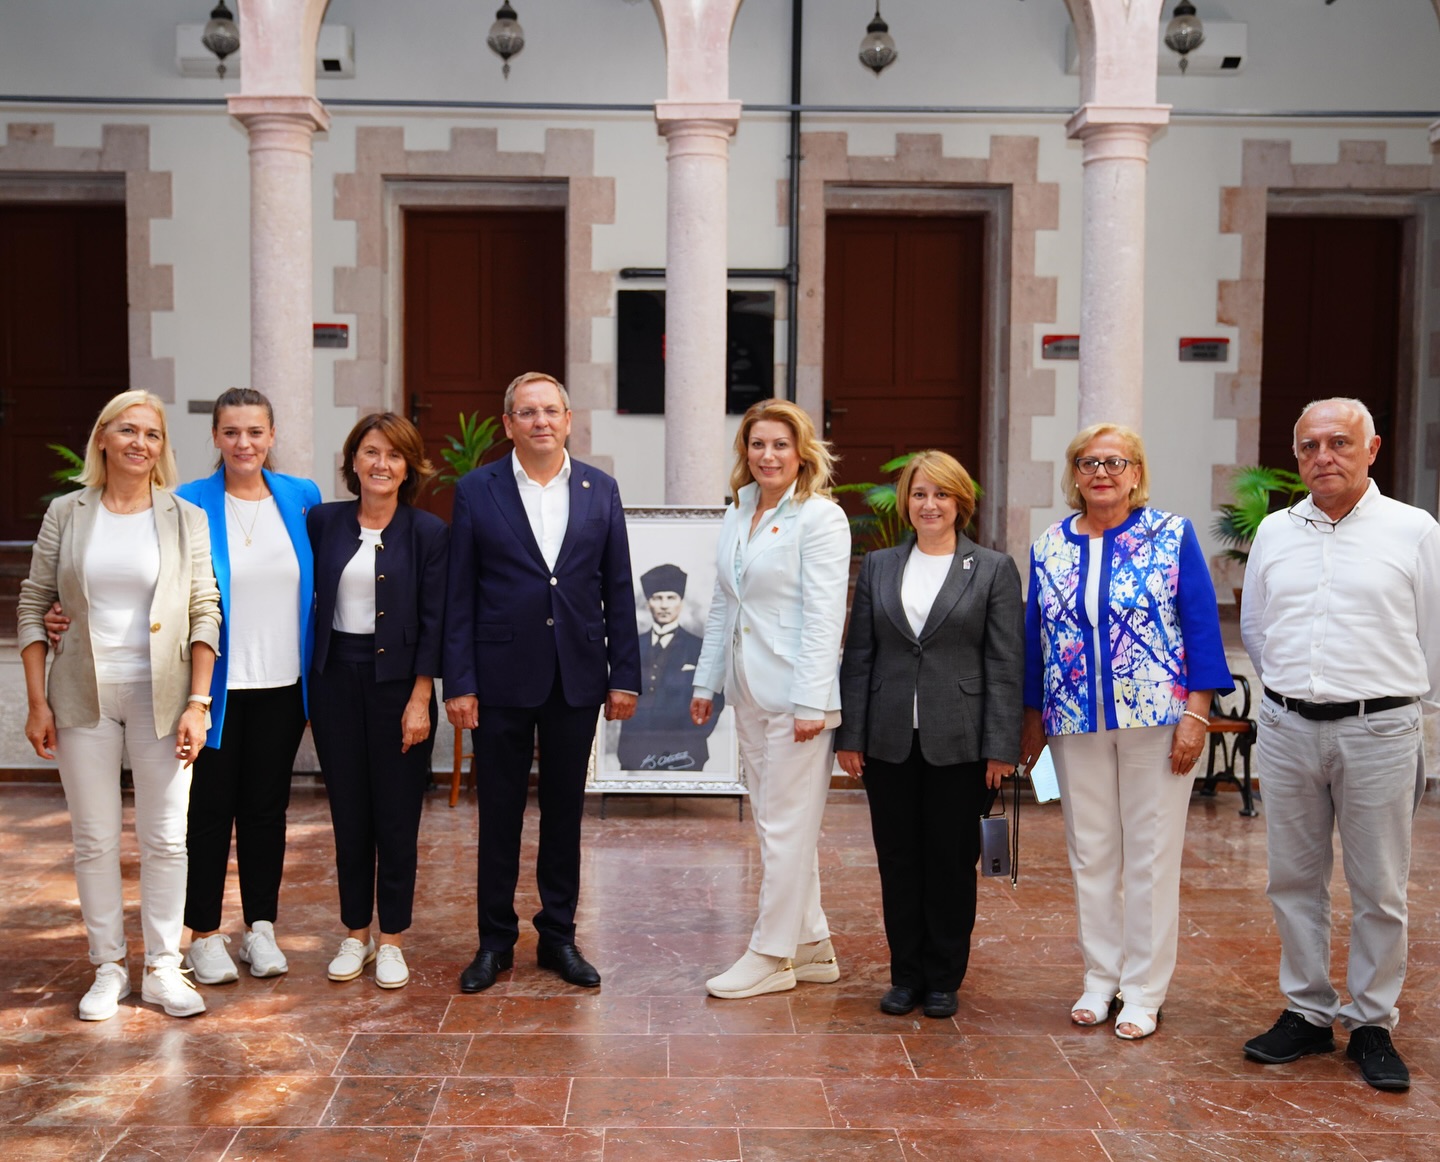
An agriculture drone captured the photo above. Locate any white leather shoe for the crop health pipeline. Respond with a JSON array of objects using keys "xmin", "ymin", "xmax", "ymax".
[
  {"xmin": 706, "ymin": 950, "xmax": 795, "ymax": 999},
  {"xmin": 78, "ymin": 962, "xmax": 131, "ymax": 1021},
  {"xmin": 327, "ymin": 937, "xmax": 376, "ymax": 982},
  {"xmin": 374, "ymin": 944, "xmax": 410, "ymax": 989},
  {"xmin": 792, "ymin": 938, "xmax": 840, "ymax": 984},
  {"xmin": 238, "ymin": 921, "xmax": 289, "ymax": 978},
  {"xmin": 185, "ymin": 933, "xmax": 239, "ymax": 985},
  {"xmin": 141, "ymin": 965, "xmax": 206, "ymax": 1017}
]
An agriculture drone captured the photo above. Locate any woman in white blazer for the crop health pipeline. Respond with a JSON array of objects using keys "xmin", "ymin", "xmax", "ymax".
[
  {"xmin": 691, "ymin": 400, "xmax": 851, "ymax": 999},
  {"xmin": 18, "ymin": 391, "xmax": 221, "ymax": 1022}
]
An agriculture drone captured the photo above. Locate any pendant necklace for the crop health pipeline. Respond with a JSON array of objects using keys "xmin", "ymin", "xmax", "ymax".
[{"xmin": 226, "ymin": 494, "xmax": 263, "ymax": 547}]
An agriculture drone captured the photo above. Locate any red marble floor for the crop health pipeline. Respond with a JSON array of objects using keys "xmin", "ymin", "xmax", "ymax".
[{"xmin": 3, "ymin": 779, "xmax": 1439, "ymax": 1161}]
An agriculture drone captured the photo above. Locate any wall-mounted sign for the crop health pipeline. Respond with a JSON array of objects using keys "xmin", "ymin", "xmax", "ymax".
[
  {"xmin": 313, "ymin": 323, "xmax": 349, "ymax": 349},
  {"xmin": 1179, "ymin": 337, "xmax": 1229, "ymax": 362},
  {"xmin": 1041, "ymin": 334, "xmax": 1080, "ymax": 361}
]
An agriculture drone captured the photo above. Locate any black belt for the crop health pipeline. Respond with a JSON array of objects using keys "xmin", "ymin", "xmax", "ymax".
[{"xmin": 1263, "ymin": 687, "xmax": 1417, "ymax": 721}]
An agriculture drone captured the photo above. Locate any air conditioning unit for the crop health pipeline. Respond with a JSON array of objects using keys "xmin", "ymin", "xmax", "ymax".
[
  {"xmin": 1065, "ymin": 22, "xmax": 1247, "ymax": 78},
  {"xmin": 175, "ymin": 23, "xmax": 355, "ymax": 79}
]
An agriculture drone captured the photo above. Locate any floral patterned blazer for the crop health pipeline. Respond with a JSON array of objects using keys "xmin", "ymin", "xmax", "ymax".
[{"xmin": 1023, "ymin": 506, "xmax": 1232, "ymax": 737}]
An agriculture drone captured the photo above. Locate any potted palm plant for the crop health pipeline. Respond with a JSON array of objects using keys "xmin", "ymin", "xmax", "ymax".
[{"xmin": 1212, "ymin": 464, "xmax": 1308, "ymax": 607}]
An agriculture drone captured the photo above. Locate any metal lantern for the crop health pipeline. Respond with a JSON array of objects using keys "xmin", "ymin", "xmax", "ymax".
[
  {"xmin": 858, "ymin": 3, "xmax": 897, "ymax": 77},
  {"xmin": 487, "ymin": 1, "xmax": 525, "ymax": 80},
  {"xmin": 1163, "ymin": 1, "xmax": 1205, "ymax": 75},
  {"xmin": 201, "ymin": 0, "xmax": 240, "ymax": 79}
]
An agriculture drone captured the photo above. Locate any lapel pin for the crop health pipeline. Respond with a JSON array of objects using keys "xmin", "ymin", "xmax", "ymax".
[
  {"xmin": 582, "ymin": 480, "xmax": 591, "ymax": 488},
  {"xmin": 963, "ymin": 557, "xmax": 973, "ymax": 570},
  {"xmin": 771, "ymin": 526, "xmax": 779, "ymax": 534}
]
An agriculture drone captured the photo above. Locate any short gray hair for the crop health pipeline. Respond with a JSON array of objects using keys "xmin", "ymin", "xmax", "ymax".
[
  {"xmin": 503, "ymin": 372, "xmax": 570, "ymax": 415},
  {"xmin": 1293, "ymin": 397, "xmax": 1376, "ymax": 449}
]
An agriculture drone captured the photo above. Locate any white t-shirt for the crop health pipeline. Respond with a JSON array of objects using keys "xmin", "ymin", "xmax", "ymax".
[
  {"xmin": 224, "ymin": 495, "xmax": 302, "ymax": 688},
  {"xmin": 86, "ymin": 506, "xmax": 160, "ymax": 684},
  {"xmin": 333, "ymin": 526, "xmax": 384, "ymax": 634},
  {"xmin": 901, "ymin": 545, "xmax": 954, "ymax": 727}
]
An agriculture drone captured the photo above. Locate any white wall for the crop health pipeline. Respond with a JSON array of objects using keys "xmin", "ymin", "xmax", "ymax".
[{"xmin": 2, "ymin": 0, "xmax": 1438, "ymax": 533}]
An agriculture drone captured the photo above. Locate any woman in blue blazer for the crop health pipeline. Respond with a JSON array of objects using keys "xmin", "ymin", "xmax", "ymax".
[
  {"xmin": 175, "ymin": 388, "xmax": 320, "ymax": 986},
  {"xmin": 308, "ymin": 413, "xmax": 448, "ymax": 990}
]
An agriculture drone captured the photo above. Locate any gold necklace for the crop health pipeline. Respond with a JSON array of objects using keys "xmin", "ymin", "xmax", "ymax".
[{"xmin": 226, "ymin": 494, "xmax": 264, "ymax": 547}]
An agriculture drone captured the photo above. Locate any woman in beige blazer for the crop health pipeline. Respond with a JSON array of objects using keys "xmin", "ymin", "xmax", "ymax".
[{"xmin": 18, "ymin": 390, "xmax": 221, "ymax": 1022}]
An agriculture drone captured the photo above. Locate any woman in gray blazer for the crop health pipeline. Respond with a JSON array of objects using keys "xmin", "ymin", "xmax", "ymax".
[
  {"xmin": 837, "ymin": 450, "xmax": 1023, "ymax": 1019},
  {"xmin": 18, "ymin": 391, "xmax": 221, "ymax": 1023}
]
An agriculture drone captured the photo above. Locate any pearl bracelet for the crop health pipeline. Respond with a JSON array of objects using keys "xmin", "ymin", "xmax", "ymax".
[{"xmin": 1181, "ymin": 709, "xmax": 1210, "ymax": 727}]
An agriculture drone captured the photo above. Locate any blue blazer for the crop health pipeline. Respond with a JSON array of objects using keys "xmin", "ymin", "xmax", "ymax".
[
  {"xmin": 176, "ymin": 468, "xmax": 321, "ymax": 748},
  {"xmin": 443, "ymin": 455, "xmax": 641, "ymax": 708},
  {"xmin": 308, "ymin": 500, "xmax": 449, "ymax": 685}
]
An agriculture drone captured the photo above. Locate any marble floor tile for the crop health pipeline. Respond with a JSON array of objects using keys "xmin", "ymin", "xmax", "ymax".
[{"xmin": 2, "ymin": 780, "xmax": 1440, "ymax": 1149}]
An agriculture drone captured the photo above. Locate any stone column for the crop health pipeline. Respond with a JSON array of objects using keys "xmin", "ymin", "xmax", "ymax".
[
  {"xmin": 655, "ymin": 101, "xmax": 741, "ymax": 506},
  {"xmin": 228, "ymin": 95, "xmax": 329, "ymax": 480},
  {"xmin": 1067, "ymin": 104, "xmax": 1170, "ymax": 431}
]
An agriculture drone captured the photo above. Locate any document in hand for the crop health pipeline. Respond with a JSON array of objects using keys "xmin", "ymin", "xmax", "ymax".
[{"xmin": 1026, "ymin": 749, "xmax": 1060, "ymax": 803}]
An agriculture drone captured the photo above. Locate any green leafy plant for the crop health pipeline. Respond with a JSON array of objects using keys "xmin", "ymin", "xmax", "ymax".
[
  {"xmin": 834, "ymin": 452, "xmax": 983, "ymax": 554},
  {"xmin": 1212, "ymin": 465, "xmax": 1307, "ymax": 564},
  {"xmin": 435, "ymin": 411, "xmax": 503, "ymax": 490},
  {"xmin": 39, "ymin": 442, "xmax": 85, "ymax": 504}
]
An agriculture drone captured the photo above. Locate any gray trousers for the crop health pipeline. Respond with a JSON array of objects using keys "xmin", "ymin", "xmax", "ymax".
[{"xmin": 1256, "ymin": 698, "xmax": 1426, "ymax": 1031}]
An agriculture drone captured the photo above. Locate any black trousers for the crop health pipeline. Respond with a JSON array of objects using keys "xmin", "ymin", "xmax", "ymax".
[
  {"xmin": 863, "ymin": 733, "xmax": 989, "ymax": 992},
  {"xmin": 184, "ymin": 682, "xmax": 307, "ymax": 932},
  {"xmin": 310, "ymin": 633, "xmax": 435, "ymax": 934},
  {"xmin": 473, "ymin": 671, "xmax": 600, "ymax": 951}
]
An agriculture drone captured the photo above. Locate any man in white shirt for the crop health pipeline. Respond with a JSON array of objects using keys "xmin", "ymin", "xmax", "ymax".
[
  {"xmin": 444, "ymin": 373, "xmax": 641, "ymax": 993},
  {"xmin": 1240, "ymin": 397, "xmax": 1440, "ymax": 1090}
]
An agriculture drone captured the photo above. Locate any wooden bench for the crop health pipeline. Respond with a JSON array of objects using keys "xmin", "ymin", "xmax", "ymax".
[{"xmin": 1198, "ymin": 672, "xmax": 1258, "ymax": 816}]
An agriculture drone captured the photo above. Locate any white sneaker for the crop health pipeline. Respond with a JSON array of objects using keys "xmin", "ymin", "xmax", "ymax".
[
  {"xmin": 705, "ymin": 950, "xmax": 795, "ymax": 999},
  {"xmin": 374, "ymin": 944, "xmax": 410, "ymax": 989},
  {"xmin": 78, "ymin": 962, "xmax": 131, "ymax": 1021},
  {"xmin": 793, "ymin": 938, "xmax": 841, "ymax": 984},
  {"xmin": 184, "ymin": 932, "xmax": 239, "ymax": 985},
  {"xmin": 141, "ymin": 965, "xmax": 206, "ymax": 1017},
  {"xmin": 237, "ymin": 921, "xmax": 289, "ymax": 978},
  {"xmin": 327, "ymin": 937, "xmax": 376, "ymax": 982}
]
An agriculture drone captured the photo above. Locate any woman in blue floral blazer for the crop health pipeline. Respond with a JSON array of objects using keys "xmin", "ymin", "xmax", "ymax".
[{"xmin": 1020, "ymin": 423, "xmax": 1231, "ymax": 1040}]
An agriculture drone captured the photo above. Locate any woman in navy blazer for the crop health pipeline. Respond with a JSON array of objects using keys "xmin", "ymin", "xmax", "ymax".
[
  {"xmin": 175, "ymin": 389, "xmax": 320, "ymax": 986},
  {"xmin": 308, "ymin": 413, "xmax": 447, "ymax": 990}
]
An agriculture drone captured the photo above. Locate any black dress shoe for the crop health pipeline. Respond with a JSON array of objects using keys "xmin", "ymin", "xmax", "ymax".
[
  {"xmin": 458, "ymin": 948, "xmax": 513, "ymax": 993},
  {"xmin": 1347, "ymin": 1025, "xmax": 1410, "ymax": 1090},
  {"xmin": 922, "ymin": 990, "xmax": 958, "ymax": 1019},
  {"xmin": 879, "ymin": 985, "xmax": 919, "ymax": 1015},
  {"xmin": 1243, "ymin": 1010, "xmax": 1335, "ymax": 1064},
  {"xmin": 537, "ymin": 942, "xmax": 601, "ymax": 987}
]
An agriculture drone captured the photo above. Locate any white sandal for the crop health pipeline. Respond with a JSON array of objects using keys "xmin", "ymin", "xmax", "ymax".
[
  {"xmin": 1071, "ymin": 991, "xmax": 1117, "ymax": 1026},
  {"xmin": 1114, "ymin": 1003, "xmax": 1160, "ymax": 1040}
]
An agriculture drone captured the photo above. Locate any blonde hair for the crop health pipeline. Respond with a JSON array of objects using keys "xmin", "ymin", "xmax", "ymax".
[
  {"xmin": 729, "ymin": 399, "xmax": 836, "ymax": 503},
  {"xmin": 503, "ymin": 372, "xmax": 570, "ymax": 414},
  {"xmin": 1060, "ymin": 422, "xmax": 1149, "ymax": 513},
  {"xmin": 896, "ymin": 450, "xmax": 977, "ymax": 532},
  {"xmin": 78, "ymin": 390, "xmax": 178, "ymax": 490}
]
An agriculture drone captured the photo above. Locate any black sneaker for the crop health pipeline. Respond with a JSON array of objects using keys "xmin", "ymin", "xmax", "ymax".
[
  {"xmin": 1346, "ymin": 1025, "xmax": 1410, "ymax": 1091},
  {"xmin": 1243, "ymin": 1010, "xmax": 1335, "ymax": 1063}
]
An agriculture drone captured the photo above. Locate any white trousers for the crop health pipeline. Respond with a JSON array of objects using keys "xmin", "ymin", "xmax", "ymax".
[
  {"xmin": 56, "ymin": 681, "xmax": 192, "ymax": 969},
  {"xmin": 1049, "ymin": 720, "xmax": 1191, "ymax": 1010},
  {"xmin": 730, "ymin": 655, "xmax": 835, "ymax": 959}
]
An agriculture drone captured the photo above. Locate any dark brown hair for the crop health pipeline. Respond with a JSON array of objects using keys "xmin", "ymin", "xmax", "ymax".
[
  {"xmin": 212, "ymin": 387, "xmax": 276, "ymax": 472},
  {"xmin": 341, "ymin": 412, "xmax": 435, "ymax": 506}
]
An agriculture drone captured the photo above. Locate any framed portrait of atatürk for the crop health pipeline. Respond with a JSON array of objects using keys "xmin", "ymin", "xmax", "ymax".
[{"xmin": 587, "ymin": 506, "xmax": 745, "ymax": 795}]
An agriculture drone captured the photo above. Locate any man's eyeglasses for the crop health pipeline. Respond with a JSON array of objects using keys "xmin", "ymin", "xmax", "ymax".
[
  {"xmin": 1074, "ymin": 456, "xmax": 1134, "ymax": 476},
  {"xmin": 1286, "ymin": 500, "xmax": 1342, "ymax": 535},
  {"xmin": 509, "ymin": 407, "xmax": 567, "ymax": 423}
]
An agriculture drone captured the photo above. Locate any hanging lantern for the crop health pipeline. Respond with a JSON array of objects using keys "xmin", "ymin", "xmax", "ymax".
[
  {"xmin": 487, "ymin": 1, "xmax": 525, "ymax": 80},
  {"xmin": 1163, "ymin": 1, "xmax": 1205, "ymax": 75},
  {"xmin": 858, "ymin": 3, "xmax": 898, "ymax": 77},
  {"xmin": 201, "ymin": 0, "xmax": 240, "ymax": 80}
]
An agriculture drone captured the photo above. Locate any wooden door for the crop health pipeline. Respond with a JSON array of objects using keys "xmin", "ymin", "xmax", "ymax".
[
  {"xmin": 0, "ymin": 204, "xmax": 128, "ymax": 539},
  {"xmin": 403, "ymin": 209, "xmax": 565, "ymax": 520},
  {"xmin": 1261, "ymin": 216, "xmax": 1401, "ymax": 498},
  {"xmin": 824, "ymin": 214, "xmax": 984, "ymax": 506}
]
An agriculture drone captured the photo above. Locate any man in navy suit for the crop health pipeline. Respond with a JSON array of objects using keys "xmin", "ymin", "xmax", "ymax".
[{"xmin": 444, "ymin": 372, "xmax": 641, "ymax": 992}]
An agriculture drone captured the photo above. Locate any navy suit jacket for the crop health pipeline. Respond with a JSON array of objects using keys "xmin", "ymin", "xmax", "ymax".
[
  {"xmin": 308, "ymin": 500, "xmax": 449, "ymax": 685},
  {"xmin": 443, "ymin": 455, "xmax": 641, "ymax": 709}
]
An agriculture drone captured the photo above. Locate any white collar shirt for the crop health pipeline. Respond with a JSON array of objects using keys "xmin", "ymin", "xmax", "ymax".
[
  {"xmin": 512, "ymin": 450, "xmax": 571, "ymax": 571},
  {"xmin": 1240, "ymin": 480, "xmax": 1440, "ymax": 711}
]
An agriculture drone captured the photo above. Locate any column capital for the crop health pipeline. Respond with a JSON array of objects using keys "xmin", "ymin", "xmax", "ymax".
[
  {"xmin": 227, "ymin": 94, "xmax": 331, "ymax": 134},
  {"xmin": 655, "ymin": 100, "xmax": 742, "ymax": 136},
  {"xmin": 1066, "ymin": 103, "xmax": 1170, "ymax": 138}
]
